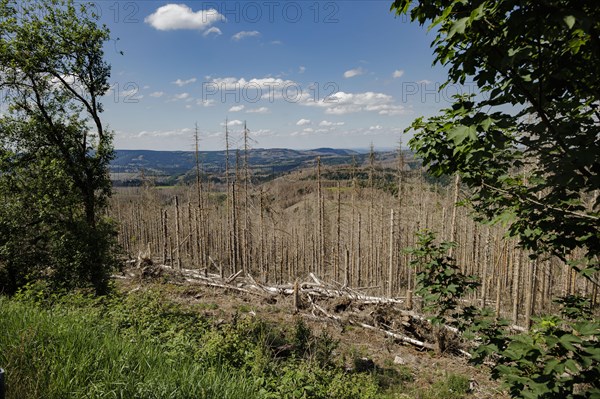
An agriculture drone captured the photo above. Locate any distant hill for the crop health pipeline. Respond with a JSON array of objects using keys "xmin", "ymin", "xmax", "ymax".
[{"xmin": 110, "ymin": 148, "xmax": 412, "ymax": 186}]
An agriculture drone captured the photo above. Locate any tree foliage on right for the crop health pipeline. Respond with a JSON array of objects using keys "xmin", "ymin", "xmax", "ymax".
[
  {"xmin": 392, "ymin": 0, "xmax": 599, "ymax": 277},
  {"xmin": 392, "ymin": 1, "xmax": 600, "ymax": 397}
]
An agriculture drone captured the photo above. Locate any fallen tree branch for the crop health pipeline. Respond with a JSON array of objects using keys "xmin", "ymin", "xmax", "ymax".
[{"xmin": 350, "ymin": 320, "xmax": 436, "ymax": 351}]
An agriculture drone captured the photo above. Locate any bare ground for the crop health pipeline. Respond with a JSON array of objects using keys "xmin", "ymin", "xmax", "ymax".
[{"xmin": 115, "ymin": 264, "xmax": 508, "ymax": 399}]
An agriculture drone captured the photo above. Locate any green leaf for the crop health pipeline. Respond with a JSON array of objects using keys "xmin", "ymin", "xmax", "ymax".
[
  {"xmin": 558, "ymin": 334, "xmax": 582, "ymax": 352},
  {"xmin": 448, "ymin": 125, "xmax": 477, "ymax": 144},
  {"xmin": 480, "ymin": 117, "xmax": 495, "ymax": 132},
  {"xmin": 448, "ymin": 17, "xmax": 469, "ymax": 38},
  {"xmin": 564, "ymin": 359, "xmax": 579, "ymax": 374},
  {"xmin": 543, "ymin": 359, "xmax": 561, "ymax": 375},
  {"xmin": 564, "ymin": 15, "xmax": 576, "ymax": 29}
]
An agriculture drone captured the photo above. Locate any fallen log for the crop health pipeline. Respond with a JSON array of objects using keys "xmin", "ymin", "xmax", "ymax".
[
  {"xmin": 350, "ymin": 320, "xmax": 436, "ymax": 351},
  {"xmin": 309, "ymin": 297, "xmax": 436, "ymax": 351}
]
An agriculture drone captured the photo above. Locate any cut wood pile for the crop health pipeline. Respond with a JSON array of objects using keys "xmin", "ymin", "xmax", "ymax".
[{"xmin": 117, "ymin": 258, "xmax": 477, "ymax": 356}]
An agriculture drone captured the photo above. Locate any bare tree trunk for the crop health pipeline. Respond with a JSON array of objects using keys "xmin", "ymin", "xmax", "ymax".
[
  {"xmin": 524, "ymin": 258, "xmax": 537, "ymax": 329},
  {"xmin": 480, "ymin": 227, "xmax": 490, "ymax": 307},
  {"xmin": 194, "ymin": 123, "xmax": 205, "ymax": 270},
  {"xmin": 357, "ymin": 213, "xmax": 362, "ymax": 287},
  {"xmin": 448, "ymin": 174, "xmax": 460, "ymax": 259},
  {"xmin": 336, "ymin": 182, "xmax": 341, "ymax": 283},
  {"xmin": 495, "ymin": 240, "xmax": 508, "ymax": 318},
  {"xmin": 317, "ymin": 157, "xmax": 325, "ymax": 277},
  {"xmin": 243, "ymin": 122, "xmax": 250, "ymax": 274},
  {"xmin": 225, "ymin": 118, "xmax": 233, "ymax": 274},
  {"xmin": 388, "ymin": 208, "xmax": 395, "ymax": 297},
  {"xmin": 174, "ymin": 196, "xmax": 182, "ymax": 269},
  {"xmin": 260, "ymin": 188, "xmax": 266, "ymax": 282},
  {"xmin": 368, "ymin": 143, "xmax": 375, "ymax": 288},
  {"xmin": 512, "ymin": 249, "xmax": 522, "ymax": 325},
  {"xmin": 162, "ymin": 208, "xmax": 168, "ymax": 265}
]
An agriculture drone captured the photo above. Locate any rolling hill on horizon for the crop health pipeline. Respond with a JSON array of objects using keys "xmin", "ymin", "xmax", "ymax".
[{"xmin": 110, "ymin": 147, "xmax": 410, "ymax": 186}]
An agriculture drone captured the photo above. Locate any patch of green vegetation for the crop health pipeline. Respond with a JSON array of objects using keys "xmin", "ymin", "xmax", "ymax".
[
  {"xmin": 414, "ymin": 373, "xmax": 470, "ymax": 399},
  {"xmin": 0, "ymin": 294, "xmax": 255, "ymax": 399},
  {"xmin": 196, "ymin": 302, "xmax": 219, "ymax": 310},
  {"xmin": 2, "ymin": 286, "xmax": 452, "ymax": 399},
  {"xmin": 237, "ymin": 303, "xmax": 254, "ymax": 313}
]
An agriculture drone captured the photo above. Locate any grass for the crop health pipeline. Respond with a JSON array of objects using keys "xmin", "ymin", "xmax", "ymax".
[
  {"xmin": 0, "ymin": 286, "xmax": 474, "ymax": 399},
  {"xmin": 0, "ymin": 297, "xmax": 257, "ymax": 399}
]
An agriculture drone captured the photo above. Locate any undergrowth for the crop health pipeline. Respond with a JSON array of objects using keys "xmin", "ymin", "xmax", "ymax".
[{"xmin": 0, "ymin": 283, "xmax": 472, "ymax": 399}]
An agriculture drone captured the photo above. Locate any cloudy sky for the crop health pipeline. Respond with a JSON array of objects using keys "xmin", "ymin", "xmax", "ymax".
[{"xmin": 98, "ymin": 1, "xmax": 471, "ymax": 151}]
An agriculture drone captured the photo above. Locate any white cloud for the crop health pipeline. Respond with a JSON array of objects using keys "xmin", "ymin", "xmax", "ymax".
[
  {"xmin": 392, "ymin": 69, "xmax": 404, "ymax": 78},
  {"xmin": 343, "ymin": 67, "xmax": 364, "ymax": 78},
  {"xmin": 134, "ymin": 127, "xmax": 193, "ymax": 138},
  {"xmin": 253, "ymin": 129, "xmax": 273, "ymax": 137},
  {"xmin": 204, "ymin": 76, "xmax": 407, "ymax": 117},
  {"xmin": 149, "ymin": 91, "xmax": 165, "ymax": 98},
  {"xmin": 173, "ymin": 92, "xmax": 190, "ymax": 100},
  {"xmin": 417, "ymin": 79, "xmax": 432, "ymax": 84},
  {"xmin": 229, "ymin": 105, "xmax": 245, "ymax": 112},
  {"xmin": 299, "ymin": 66, "xmax": 306, "ymax": 74},
  {"xmin": 246, "ymin": 107, "xmax": 269, "ymax": 114},
  {"xmin": 197, "ymin": 99, "xmax": 215, "ymax": 107},
  {"xmin": 270, "ymin": 40, "xmax": 282, "ymax": 45},
  {"xmin": 221, "ymin": 119, "xmax": 243, "ymax": 126},
  {"xmin": 203, "ymin": 27, "xmax": 222, "ymax": 37},
  {"xmin": 303, "ymin": 128, "xmax": 314, "ymax": 133},
  {"xmin": 302, "ymin": 91, "xmax": 407, "ymax": 116},
  {"xmin": 122, "ymin": 87, "xmax": 139, "ymax": 97},
  {"xmin": 145, "ymin": 4, "xmax": 224, "ymax": 31},
  {"xmin": 319, "ymin": 120, "xmax": 345, "ymax": 127},
  {"xmin": 232, "ymin": 30, "xmax": 260, "ymax": 41},
  {"xmin": 206, "ymin": 76, "xmax": 297, "ymax": 101},
  {"xmin": 209, "ymin": 76, "xmax": 295, "ymax": 90},
  {"xmin": 116, "ymin": 86, "xmax": 143, "ymax": 101},
  {"xmin": 369, "ymin": 125, "xmax": 383, "ymax": 130},
  {"xmin": 296, "ymin": 118, "xmax": 311, "ymax": 126},
  {"xmin": 172, "ymin": 77, "xmax": 197, "ymax": 87}
]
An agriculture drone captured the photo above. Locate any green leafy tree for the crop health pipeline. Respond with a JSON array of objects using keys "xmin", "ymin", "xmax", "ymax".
[
  {"xmin": 468, "ymin": 297, "xmax": 600, "ymax": 399},
  {"xmin": 391, "ymin": 0, "xmax": 599, "ymax": 278},
  {"xmin": 406, "ymin": 230, "xmax": 479, "ymax": 327},
  {"xmin": 406, "ymin": 230, "xmax": 600, "ymax": 397},
  {"xmin": 392, "ymin": 1, "xmax": 600, "ymax": 397},
  {"xmin": 406, "ymin": 230, "xmax": 479, "ymax": 353},
  {"xmin": 0, "ymin": 0, "xmax": 117, "ymax": 294}
]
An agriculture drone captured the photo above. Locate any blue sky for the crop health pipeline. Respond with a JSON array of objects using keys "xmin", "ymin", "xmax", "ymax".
[{"xmin": 97, "ymin": 1, "xmax": 469, "ymax": 151}]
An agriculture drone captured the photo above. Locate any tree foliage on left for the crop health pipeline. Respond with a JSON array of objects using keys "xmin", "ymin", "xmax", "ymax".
[{"xmin": 0, "ymin": 0, "xmax": 117, "ymax": 294}]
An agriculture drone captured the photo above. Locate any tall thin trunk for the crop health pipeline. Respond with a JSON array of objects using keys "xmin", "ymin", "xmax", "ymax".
[
  {"xmin": 448, "ymin": 174, "xmax": 460, "ymax": 259},
  {"xmin": 480, "ymin": 227, "xmax": 490, "ymax": 307},
  {"xmin": 174, "ymin": 196, "xmax": 182, "ymax": 269},
  {"xmin": 317, "ymin": 157, "xmax": 325, "ymax": 277},
  {"xmin": 512, "ymin": 249, "xmax": 522, "ymax": 325},
  {"xmin": 162, "ymin": 208, "xmax": 168, "ymax": 265},
  {"xmin": 243, "ymin": 122, "xmax": 250, "ymax": 274},
  {"xmin": 388, "ymin": 209, "xmax": 395, "ymax": 297},
  {"xmin": 194, "ymin": 122, "xmax": 205, "ymax": 270},
  {"xmin": 368, "ymin": 143, "xmax": 375, "ymax": 287},
  {"xmin": 524, "ymin": 258, "xmax": 537, "ymax": 329},
  {"xmin": 224, "ymin": 118, "xmax": 233, "ymax": 273}
]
